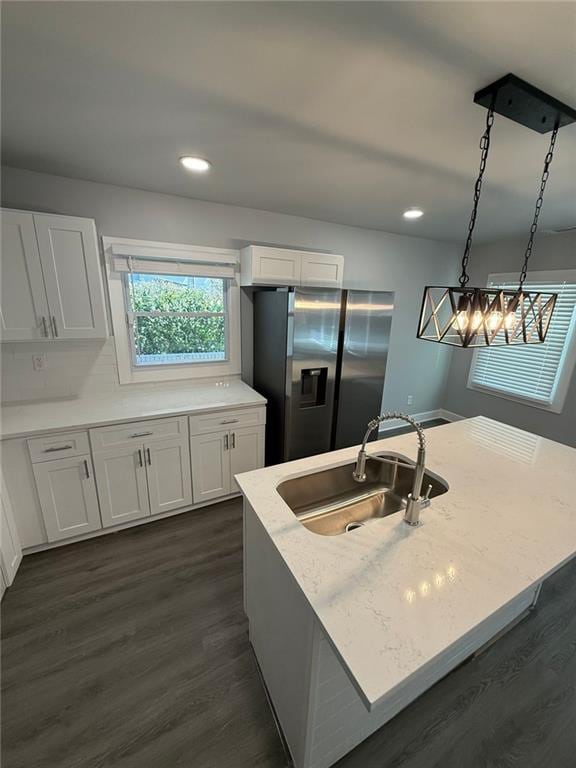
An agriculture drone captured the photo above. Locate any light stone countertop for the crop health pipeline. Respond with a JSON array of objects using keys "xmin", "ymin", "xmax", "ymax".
[
  {"xmin": 236, "ymin": 417, "xmax": 576, "ymax": 710},
  {"xmin": 1, "ymin": 379, "xmax": 266, "ymax": 439}
]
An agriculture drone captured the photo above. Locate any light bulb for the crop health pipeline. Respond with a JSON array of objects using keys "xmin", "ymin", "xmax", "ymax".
[
  {"xmin": 486, "ymin": 311, "xmax": 503, "ymax": 331},
  {"xmin": 453, "ymin": 310, "xmax": 469, "ymax": 331},
  {"xmin": 504, "ymin": 312, "xmax": 517, "ymax": 331},
  {"xmin": 470, "ymin": 310, "xmax": 483, "ymax": 331}
]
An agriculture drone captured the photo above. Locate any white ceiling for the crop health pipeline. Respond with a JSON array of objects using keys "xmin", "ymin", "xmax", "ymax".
[{"xmin": 2, "ymin": 1, "xmax": 575, "ymax": 242}]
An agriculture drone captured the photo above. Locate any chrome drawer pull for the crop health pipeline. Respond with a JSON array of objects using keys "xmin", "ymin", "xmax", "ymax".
[
  {"xmin": 44, "ymin": 445, "xmax": 73, "ymax": 453},
  {"xmin": 51, "ymin": 316, "xmax": 59, "ymax": 337},
  {"xmin": 231, "ymin": 432, "xmax": 236, "ymax": 449},
  {"xmin": 224, "ymin": 434, "xmax": 229, "ymax": 450},
  {"xmin": 137, "ymin": 449, "xmax": 144, "ymax": 468},
  {"xmin": 146, "ymin": 448, "xmax": 152, "ymax": 466},
  {"xmin": 84, "ymin": 459, "xmax": 90, "ymax": 479},
  {"xmin": 41, "ymin": 316, "xmax": 49, "ymax": 337},
  {"xmin": 221, "ymin": 419, "xmax": 239, "ymax": 425},
  {"xmin": 130, "ymin": 431, "xmax": 153, "ymax": 438}
]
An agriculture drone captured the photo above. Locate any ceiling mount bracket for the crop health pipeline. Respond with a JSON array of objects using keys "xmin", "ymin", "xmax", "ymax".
[{"xmin": 474, "ymin": 73, "xmax": 576, "ymax": 134}]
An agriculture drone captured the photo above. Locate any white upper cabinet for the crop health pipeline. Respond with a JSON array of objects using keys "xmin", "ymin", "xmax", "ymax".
[
  {"xmin": 240, "ymin": 245, "xmax": 344, "ymax": 288},
  {"xmin": 0, "ymin": 209, "xmax": 108, "ymax": 341},
  {"xmin": 300, "ymin": 251, "xmax": 344, "ymax": 288},
  {"xmin": 0, "ymin": 210, "xmax": 50, "ymax": 340},
  {"xmin": 34, "ymin": 215, "xmax": 107, "ymax": 339}
]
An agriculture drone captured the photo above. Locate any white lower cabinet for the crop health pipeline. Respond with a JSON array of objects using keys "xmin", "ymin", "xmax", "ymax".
[
  {"xmin": 92, "ymin": 444, "xmax": 151, "ymax": 528},
  {"xmin": 12, "ymin": 407, "xmax": 264, "ymax": 549},
  {"xmin": 92, "ymin": 434, "xmax": 192, "ymax": 528},
  {"xmin": 190, "ymin": 429, "xmax": 230, "ymax": 503},
  {"xmin": 146, "ymin": 437, "xmax": 193, "ymax": 515},
  {"xmin": 190, "ymin": 422, "xmax": 265, "ymax": 502},
  {"xmin": 229, "ymin": 425, "xmax": 265, "ymax": 493},
  {"xmin": 91, "ymin": 416, "xmax": 193, "ymax": 528},
  {"xmin": 32, "ymin": 455, "xmax": 101, "ymax": 542}
]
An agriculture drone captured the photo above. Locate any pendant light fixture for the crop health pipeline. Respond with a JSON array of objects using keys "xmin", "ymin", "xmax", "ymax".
[{"xmin": 417, "ymin": 74, "xmax": 576, "ymax": 348}]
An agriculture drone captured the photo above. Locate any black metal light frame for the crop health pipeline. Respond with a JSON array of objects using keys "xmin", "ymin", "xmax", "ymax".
[
  {"xmin": 418, "ymin": 286, "xmax": 557, "ymax": 348},
  {"xmin": 417, "ymin": 74, "xmax": 575, "ymax": 349}
]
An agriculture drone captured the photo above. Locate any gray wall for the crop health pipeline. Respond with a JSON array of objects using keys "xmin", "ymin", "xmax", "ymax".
[
  {"xmin": 442, "ymin": 231, "xmax": 576, "ymax": 447},
  {"xmin": 1, "ymin": 166, "xmax": 460, "ymax": 415}
]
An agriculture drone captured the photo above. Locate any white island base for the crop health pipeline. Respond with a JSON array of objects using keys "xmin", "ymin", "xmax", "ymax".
[{"xmin": 244, "ymin": 502, "xmax": 540, "ymax": 768}]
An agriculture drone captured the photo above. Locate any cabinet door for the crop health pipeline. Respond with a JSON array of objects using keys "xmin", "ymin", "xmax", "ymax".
[
  {"xmin": 251, "ymin": 247, "xmax": 301, "ymax": 285},
  {"xmin": 190, "ymin": 430, "xmax": 230, "ymax": 503},
  {"xmin": 0, "ymin": 210, "xmax": 50, "ymax": 341},
  {"xmin": 146, "ymin": 436, "xmax": 192, "ymax": 515},
  {"xmin": 300, "ymin": 252, "xmax": 344, "ymax": 288},
  {"xmin": 1, "ymin": 471, "xmax": 22, "ymax": 586},
  {"xmin": 229, "ymin": 425, "xmax": 265, "ymax": 493},
  {"xmin": 92, "ymin": 444, "xmax": 150, "ymax": 528},
  {"xmin": 32, "ymin": 455, "xmax": 102, "ymax": 542},
  {"xmin": 34, "ymin": 215, "xmax": 107, "ymax": 339}
]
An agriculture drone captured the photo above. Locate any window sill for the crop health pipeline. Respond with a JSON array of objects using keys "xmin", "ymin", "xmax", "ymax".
[
  {"xmin": 466, "ymin": 382, "xmax": 563, "ymax": 414},
  {"xmin": 118, "ymin": 358, "xmax": 240, "ymax": 385}
]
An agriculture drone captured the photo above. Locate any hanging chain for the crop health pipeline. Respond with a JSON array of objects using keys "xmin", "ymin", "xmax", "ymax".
[
  {"xmin": 459, "ymin": 105, "xmax": 495, "ymax": 287},
  {"xmin": 518, "ymin": 124, "xmax": 559, "ymax": 288}
]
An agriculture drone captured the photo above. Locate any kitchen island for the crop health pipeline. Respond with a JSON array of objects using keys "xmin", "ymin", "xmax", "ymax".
[{"xmin": 236, "ymin": 417, "xmax": 576, "ymax": 768}]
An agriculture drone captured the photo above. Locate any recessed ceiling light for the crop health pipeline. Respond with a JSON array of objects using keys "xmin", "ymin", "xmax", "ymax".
[
  {"xmin": 179, "ymin": 156, "xmax": 212, "ymax": 173},
  {"xmin": 403, "ymin": 208, "xmax": 424, "ymax": 220}
]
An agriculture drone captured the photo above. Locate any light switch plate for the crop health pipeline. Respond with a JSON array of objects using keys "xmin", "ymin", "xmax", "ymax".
[{"xmin": 32, "ymin": 354, "xmax": 47, "ymax": 371}]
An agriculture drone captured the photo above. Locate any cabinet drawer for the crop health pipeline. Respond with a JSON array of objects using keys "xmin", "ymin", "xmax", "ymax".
[
  {"xmin": 189, "ymin": 407, "xmax": 265, "ymax": 436},
  {"xmin": 90, "ymin": 416, "xmax": 188, "ymax": 452},
  {"xmin": 28, "ymin": 431, "xmax": 90, "ymax": 463}
]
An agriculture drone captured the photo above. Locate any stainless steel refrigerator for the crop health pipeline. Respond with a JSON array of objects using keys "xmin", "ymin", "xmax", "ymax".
[{"xmin": 252, "ymin": 287, "xmax": 394, "ymax": 464}]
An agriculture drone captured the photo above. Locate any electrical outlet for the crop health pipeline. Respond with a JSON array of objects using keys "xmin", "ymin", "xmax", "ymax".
[
  {"xmin": 32, "ymin": 354, "xmax": 47, "ymax": 372},
  {"xmin": 407, "ymin": 394, "xmax": 414, "ymax": 406}
]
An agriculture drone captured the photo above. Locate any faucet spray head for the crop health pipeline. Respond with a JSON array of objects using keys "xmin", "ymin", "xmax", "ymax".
[{"xmin": 353, "ymin": 450, "xmax": 367, "ymax": 482}]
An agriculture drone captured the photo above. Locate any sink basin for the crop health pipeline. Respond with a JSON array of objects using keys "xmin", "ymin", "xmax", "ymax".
[{"xmin": 277, "ymin": 452, "xmax": 449, "ymax": 535}]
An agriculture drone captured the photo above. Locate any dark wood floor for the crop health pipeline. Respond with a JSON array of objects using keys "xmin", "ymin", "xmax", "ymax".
[
  {"xmin": 2, "ymin": 499, "xmax": 575, "ymax": 768},
  {"xmin": 382, "ymin": 417, "xmax": 448, "ymax": 438}
]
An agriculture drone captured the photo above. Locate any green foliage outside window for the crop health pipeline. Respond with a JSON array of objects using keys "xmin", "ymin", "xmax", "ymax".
[{"xmin": 128, "ymin": 276, "xmax": 226, "ymax": 357}]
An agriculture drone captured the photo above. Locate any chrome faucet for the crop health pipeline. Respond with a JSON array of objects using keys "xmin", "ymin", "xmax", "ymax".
[{"xmin": 352, "ymin": 412, "xmax": 431, "ymax": 526}]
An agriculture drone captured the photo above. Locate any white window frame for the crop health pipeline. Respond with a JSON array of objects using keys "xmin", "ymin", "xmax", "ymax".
[
  {"xmin": 467, "ymin": 269, "xmax": 576, "ymax": 413},
  {"xmin": 102, "ymin": 237, "xmax": 241, "ymax": 385}
]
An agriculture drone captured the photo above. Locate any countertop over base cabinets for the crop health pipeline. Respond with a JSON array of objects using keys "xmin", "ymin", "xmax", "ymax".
[{"xmin": 1, "ymin": 379, "xmax": 266, "ymax": 439}]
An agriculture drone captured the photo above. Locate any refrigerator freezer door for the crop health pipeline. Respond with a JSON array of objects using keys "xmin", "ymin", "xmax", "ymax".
[
  {"xmin": 285, "ymin": 288, "xmax": 341, "ymax": 460},
  {"xmin": 333, "ymin": 291, "xmax": 394, "ymax": 450}
]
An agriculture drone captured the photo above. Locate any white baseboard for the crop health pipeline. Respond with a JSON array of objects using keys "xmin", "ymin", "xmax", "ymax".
[
  {"xmin": 438, "ymin": 408, "xmax": 465, "ymax": 422},
  {"xmin": 377, "ymin": 408, "xmax": 464, "ymax": 435}
]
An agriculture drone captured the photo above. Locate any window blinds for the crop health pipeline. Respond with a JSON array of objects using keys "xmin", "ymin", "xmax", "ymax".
[
  {"xmin": 109, "ymin": 242, "xmax": 237, "ymax": 279},
  {"xmin": 470, "ymin": 277, "xmax": 576, "ymax": 405}
]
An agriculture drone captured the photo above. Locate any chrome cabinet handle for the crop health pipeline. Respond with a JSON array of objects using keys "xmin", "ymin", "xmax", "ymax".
[
  {"xmin": 224, "ymin": 434, "xmax": 229, "ymax": 450},
  {"xmin": 221, "ymin": 419, "xmax": 239, "ymax": 425},
  {"xmin": 231, "ymin": 432, "xmax": 236, "ymax": 449},
  {"xmin": 83, "ymin": 459, "xmax": 90, "ymax": 479},
  {"xmin": 146, "ymin": 448, "xmax": 152, "ymax": 466},
  {"xmin": 130, "ymin": 431, "xmax": 153, "ymax": 438},
  {"xmin": 41, "ymin": 317, "xmax": 49, "ymax": 337},
  {"xmin": 44, "ymin": 444, "xmax": 73, "ymax": 453},
  {"xmin": 51, "ymin": 316, "xmax": 58, "ymax": 337},
  {"xmin": 137, "ymin": 449, "xmax": 143, "ymax": 467}
]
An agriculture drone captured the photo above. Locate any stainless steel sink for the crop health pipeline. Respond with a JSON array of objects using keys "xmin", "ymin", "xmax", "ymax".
[{"xmin": 277, "ymin": 452, "xmax": 449, "ymax": 536}]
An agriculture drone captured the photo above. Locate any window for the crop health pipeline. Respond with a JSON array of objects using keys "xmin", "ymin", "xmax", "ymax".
[
  {"xmin": 103, "ymin": 237, "xmax": 240, "ymax": 385},
  {"xmin": 468, "ymin": 271, "xmax": 576, "ymax": 412},
  {"xmin": 125, "ymin": 273, "xmax": 228, "ymax": 367}
]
